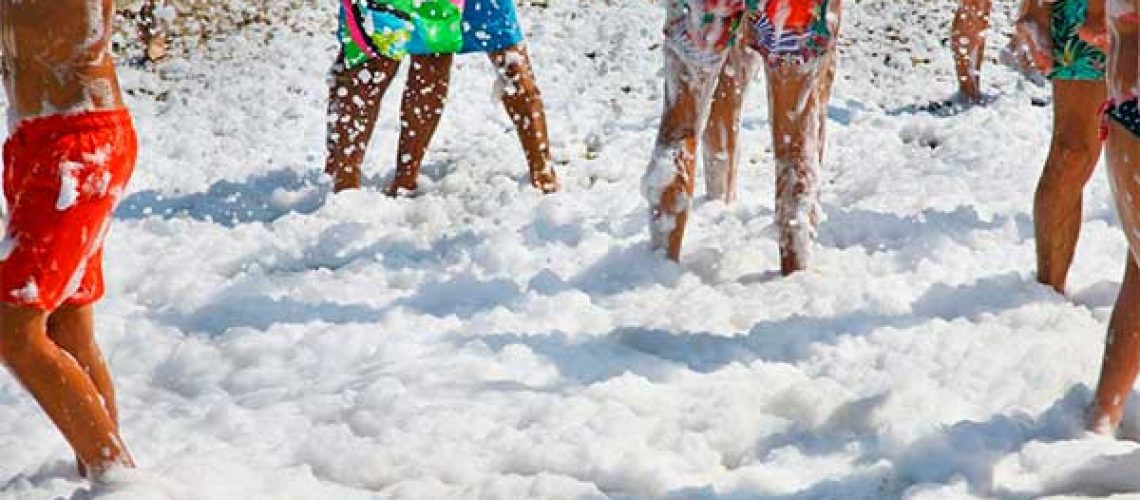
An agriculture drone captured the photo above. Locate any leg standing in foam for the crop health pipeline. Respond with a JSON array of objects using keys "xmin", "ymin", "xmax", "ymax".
[
  {"xmin": 0, "ymin": 0, "xmax": 137, "ymax": 475},
  {"xmin": 1089, "ymin": 0, "xmax": 1140, "ymax": 434}
]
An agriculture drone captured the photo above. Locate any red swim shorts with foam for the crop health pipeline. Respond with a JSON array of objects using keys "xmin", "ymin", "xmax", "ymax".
[{"xmin": 0, "ymin": 109, "xmax": 137, "ymax": 310}]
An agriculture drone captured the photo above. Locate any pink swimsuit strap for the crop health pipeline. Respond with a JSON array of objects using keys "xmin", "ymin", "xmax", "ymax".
[{"xmin": 341, "ymin": 0, "xmax": 379, "ymax": 59}]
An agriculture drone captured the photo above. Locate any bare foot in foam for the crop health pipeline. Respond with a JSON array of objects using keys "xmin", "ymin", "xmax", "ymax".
[
  {"xmin": 530, "ymin": 167, "xmax": 559, "ymax": 194},
  {"xmin": 1087, "ymin": 403, "xmax": 1120, "ymax": 436},
  {"xmin": 384, "ymin": 177, "xmax": 418, "ymax": 198}
]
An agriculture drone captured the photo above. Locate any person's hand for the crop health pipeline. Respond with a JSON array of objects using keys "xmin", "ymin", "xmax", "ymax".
[
  {"xmin": 1078, "ymin": 0, "xmax": 1110, "ymax": 50},
  {"xmin": 1002, "ymin": 10, "xmax": 1054, "ymax": 77}
]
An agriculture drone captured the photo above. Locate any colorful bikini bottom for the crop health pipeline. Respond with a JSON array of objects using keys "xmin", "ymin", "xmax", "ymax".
[{"xmin": 1107, "ymin": 97, "xmax": 1140, "ymax": 139}]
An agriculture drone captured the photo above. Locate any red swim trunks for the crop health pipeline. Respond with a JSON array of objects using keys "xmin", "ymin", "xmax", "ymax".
[{"xmin": 0, "ymin": 109, "xmax": 137, "ymax": 310}]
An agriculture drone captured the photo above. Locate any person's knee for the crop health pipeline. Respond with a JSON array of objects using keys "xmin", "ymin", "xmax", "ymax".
[
  {"xmin": 644, "ymin": 143, "xmax": 694, "ymax": 202},
  {"xmin": 1050, "ymin": 142, "xmax": 1102, "ymax": 173},
  {"xmin": 1037, "ymin": 145, "xmax": 1100, "ymax": 202},
  {"xmin": 955, "ymin": 0, "xmax": 987, "ymax": 15},
  {"xmin": 493, "ymin": 51, "xmax": 539, "ymax": 98},
  {"xmin": 770, "ymin": 130, "xmax": 818, "ymax": 164},
  {"xmin": 413, "ymin": 54, "xmax": 453, "ymax": 76},
  {"xmin": 657, "ymin": 119, "xmax": 700, "ymax": 148}
]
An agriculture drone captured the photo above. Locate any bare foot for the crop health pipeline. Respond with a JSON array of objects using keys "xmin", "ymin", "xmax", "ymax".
[
  {"xmin": 530, "ymin": 168, "xmax": 559, "ymax": 194},
  {"xmin": 1087, "ymin": 403, "xmax": 1121, "ymax": 436},
  {"xmin": 145, "ymin": 36, "xmax": 168, "ymax": 63},
  {"xmin": 384, "ymin": 178, "xmax": 418, "ymax": 197},
  {"xmin": 958, "ymin": 79, "xmax": 984, "ymax": 105},
  {"xmin": 530, "ymin": 159, "xmax": 559, "ymax": 193}
]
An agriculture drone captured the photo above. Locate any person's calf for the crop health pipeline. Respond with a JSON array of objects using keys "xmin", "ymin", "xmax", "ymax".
[
  {"xmin": 387, "ymin": 55, "xmax": 453, "ymax": 197},
  {"xmin": 491, "ymin": 47, "xmax": 559, "ymax": 193},
  {"xmin": 644, "ymin": 139, "xmax": 698, "ymax": 260},
  {"xmin": 137, "ymin": 0, "xmax": 169, "ymax": 63},
  {"xmin": 1089, "ymin": 255, "xmax": 1140, "ymax": 434},
  {"xmin": 775, "ymin": 157, "xmax": 822, "ymax": 275},
  {"xmin": 952, "ymin": 0, "xmax": 994, "ymax": 101},
  {"xmin": 325, "ymin": 56, "xmax": 394, "ymax": 192},
  {"xmin": 0, "ymin": 304, "xmax": 133, "ymax": 475},
  {"xmin": 765, "ymin": 60, "xmax": 832, "ymax": 274}
]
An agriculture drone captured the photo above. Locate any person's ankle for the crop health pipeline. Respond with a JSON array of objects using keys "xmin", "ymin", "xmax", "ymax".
[
  {"xmin": 530, "ymin": 166, "xmax": 558, "ymax": 193},
  {"xmin": 1086, "ymin": 403, "xmax": 1121, "ymax": 436},
  {"xmin": 143, "ymin": 34, "xmax": 168, "ymax": 63},
  {"xmin": 85, "ymin": 453, "xmax": 135, "ymax": 483},
  {"xmin": 958, "ymin": 81, "xmax": 983, "ymax": 103},
  {"xmin": 385, "ymin": 178, "xmax": 418, "ymax": 197}
]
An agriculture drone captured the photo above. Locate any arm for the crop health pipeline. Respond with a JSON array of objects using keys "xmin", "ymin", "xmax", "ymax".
[{"xmin": 1001, "ymin": 0, "xmax": 1053, "ymax": 75}]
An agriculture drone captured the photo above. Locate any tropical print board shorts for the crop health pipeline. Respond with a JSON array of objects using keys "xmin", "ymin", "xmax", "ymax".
[
  {"xmin": 338, "ymin": 0, "xmax": 525, "ymax": 66},
  {"xmin": 1049, "ymin": 0, "xmax": 1106, "ymax": 80},
  {"xmin": 664, "ymin": 0, "xmax": 838, "ymax": 68}
]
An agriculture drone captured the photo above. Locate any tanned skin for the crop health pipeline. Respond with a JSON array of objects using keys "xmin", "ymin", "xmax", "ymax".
[
  {"xmin": 325, "ymin": 46, "xmax": 558, "ymax": 195},
  {"xmin": 647, "ymin": 2, "xmax": 841, "ymax": 275},
  {"xmin": 1088, "ymin": 0, "xmax": 1140, "ymax": 434},
  {"xmin": 953, "ymin": 0, "xmax": 1054, "ymax": 101},
  {"xmin": 0, "ymin": 0, "xmax": 134, "ymax": 477}
]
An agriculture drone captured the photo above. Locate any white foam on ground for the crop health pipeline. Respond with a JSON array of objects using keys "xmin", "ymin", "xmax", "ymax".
[{"xmin": 1, "ymin": 0, "xmax": 1135, "ymax": 498}]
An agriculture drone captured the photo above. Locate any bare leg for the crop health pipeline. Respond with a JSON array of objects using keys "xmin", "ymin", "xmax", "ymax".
[
  {"xmin": 137, "ymin": 0, "xmax": 168, "ymax": 62},
  {"xmin": 1033, "ymin": 81, "xmax": 1106, "ymax": 293},
  {"xmin": 325, "ymin": 54, "xmax": 400, "ymax": 192},
  {"xmin": 386, "ymin": 54, "xmax": 453, "ymax": 196},
  {"xmin": 47, "ymin": 304, "xmax": 118, "ymax": 477},
  {"xmin": 645, "ymin": 44, "xmax": 723, "ymax": 261},
  {"xmin": 1089, "ymin": 1, "xmax": 1140, "ymax": 433},
  {"xmin": 703, "ymin": 43, "xmax": 760, "ymax": 203},
  {"xmin": 47, "ymin": 305, "xmax": 118, "ymax": 426},
  {"xmin": 1089, "ymin": 123, "xmax": 1140, "ymax": 433},
  {"xmin": 0, "ymin": 304, "xmax": 132, "ymax": 475},
  {"xmin": 489, "ymin": 45, "xmax": 559, "ymax": 193},
  {"xmin": 952, "ymin": 0, "xmax": 993, "ymax": 102},
  {"xmin": 766, "ymin": 47, "xmax": 839, "ymax": 276},
  {"xmin": 1105, "ymin": 0, "xmax": 1139, "ymax": 101}
]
